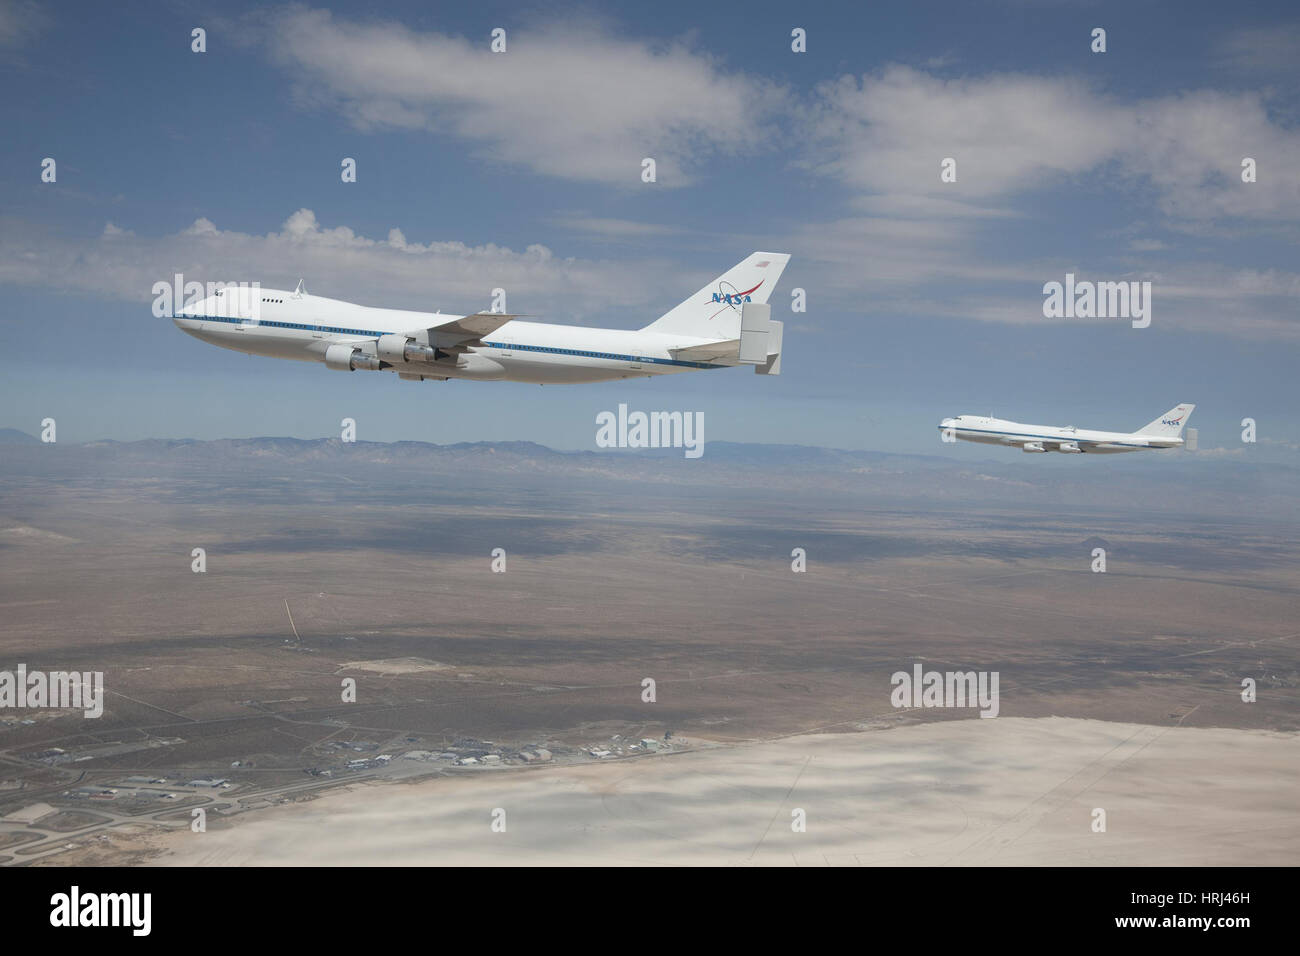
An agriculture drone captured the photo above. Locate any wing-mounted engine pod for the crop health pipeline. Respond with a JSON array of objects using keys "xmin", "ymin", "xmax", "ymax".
[
  {"xmin": 1057, "ymin": 441, "xmax": 1082, "ymax": 453},
  {"xmin": 376, "ymin": 334, "xmax": 408, "ymax": 364},
  {"xmin": 1021, "ymin": 441, "xmax": 1046, "ymax": 453},
  {"xmin": 378, "ymin": 333, "xmax": 437, "ymax": 364},
  {"xmin": 324, "ymin": 342, "xmax": 382, "ymax": 371}
]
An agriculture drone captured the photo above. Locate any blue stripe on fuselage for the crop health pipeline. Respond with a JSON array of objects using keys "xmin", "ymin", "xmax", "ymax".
[
  {"xmin": 176, "ymin": 314, "xmax": 721, "ymax": 370},
  {"xmin": 939, "ymin": 424, "xmax": 1150, "ymax": 448}
]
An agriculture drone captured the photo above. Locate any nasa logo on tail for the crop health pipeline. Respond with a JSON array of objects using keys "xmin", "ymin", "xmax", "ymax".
[
  {"xmin": 710, "ymin": 279, "xmax": 764, "ymax": 306},
  {"xmin": 707, "ymin": 266, "xmax": 768, "ymax": 321}
]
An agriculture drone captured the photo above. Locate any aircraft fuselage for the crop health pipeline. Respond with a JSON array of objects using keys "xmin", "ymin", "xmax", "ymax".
[
  {"xmin": 938, "ymin": 415, "xmax": 1186, "ymax": 454},
  {"xmin": 173, "ymin": 291, "xmax": 724, "ymax": 385}
]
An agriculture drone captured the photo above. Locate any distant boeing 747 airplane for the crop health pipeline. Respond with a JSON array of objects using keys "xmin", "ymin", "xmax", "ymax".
[
  {"xmin": 173, "ymin": 253, "xmax": 789, "ymax": 385},
  {"xmin": 938, "ymin": 404, "xmax": 1195, "ymax": 454}
]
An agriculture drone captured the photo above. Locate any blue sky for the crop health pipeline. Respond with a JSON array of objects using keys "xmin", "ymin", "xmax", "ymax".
[{"xmin": 1, "ymin": 0, "xmax": 1298, "ymax": 457}]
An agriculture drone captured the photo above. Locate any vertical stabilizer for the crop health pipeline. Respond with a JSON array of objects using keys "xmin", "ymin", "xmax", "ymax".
[
  {"xmin": 1136, "ymin": 404, "xmax": 1195, "ymax": 437},
  {"xmin": 642, "ymin": 252, "xmax": 790, "ymax": 338}
]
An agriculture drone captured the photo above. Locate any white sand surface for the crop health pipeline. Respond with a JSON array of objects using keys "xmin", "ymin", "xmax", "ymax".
[{"xmin": 148, "ymin": 717, "xmax": 1298, "ymax": 866}]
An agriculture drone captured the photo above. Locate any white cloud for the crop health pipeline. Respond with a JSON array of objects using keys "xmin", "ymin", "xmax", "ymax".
[
  {"xmin": 0, "ymin": 209, "xmax": 673, "ymax": 322},
  {"xmin": 809, "ymin": 65, "xmax": 1300, "ymax": 222},
  {"xmin": 245, "ymin": 13, "xmax": 1300, "ymax": 218},
  {"xmin": 1123, "ymin": 90, "xmax": 1300, "ymax": 221},
  {"xmin": 772, "ymin": 209, "xmax": 1300, "ymax": 339},
  {"xmin": 7, "ymin": 16, "xmax": 1298, "ymax": 343},
  {"xmin": 775, "ymin": 64, "xmax": 1300, "ymax": 338},
  {"xmin": 810, "ymin": 66, "xmax": 1127, "ymax": 200},
  {"xmin": 253, "ymin": 6, "xmax": 787, "ymax": 187}
]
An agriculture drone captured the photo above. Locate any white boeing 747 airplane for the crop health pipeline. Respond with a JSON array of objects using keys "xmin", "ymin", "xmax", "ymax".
[
  {"xmin": 172, "ymin": 253, "xmax": 789, "ymax": 385},
  {"xmin": 938, "ymin": 404, "xmax": 1195, "ymax": 454}
]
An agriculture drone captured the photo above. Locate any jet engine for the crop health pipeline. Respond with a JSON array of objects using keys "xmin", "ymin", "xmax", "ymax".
[
  {"xmin": 324, "ymin": 343, "xmax": 383, "ymax": 371},
  {"xmin": 378, "ymin": 333, "xmax": 437, "ymax": 364},
  {"xmin": 1021, "ymin": 441, "xmax": 1046, "ymax": 453},
  {"xmin": 1056, "ymin": 442, "xmax": 1082, "ymax": 453}
]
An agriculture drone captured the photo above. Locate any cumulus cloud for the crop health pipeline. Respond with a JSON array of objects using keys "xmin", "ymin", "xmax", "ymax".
[
  {"xmin": 0, "ymin": 209, "xmax": 674, "ymax": 323},
  {"xmin": 245, "ymin": 10, "xmax": 1300, "ymax": 219},
  {"xmin": 809, "ymin": 65, "xmax": 1300, "ymax": 222},
  {"xmin": 773, "ymin": 209, "xmax": 1300, "ymax": 338},
  {"xmin": 764, "ymin": 63, "xmax": 1300, "ymax": 338},
  {"xmin": 6, "ymin": 202, "xmax": 1290, "ymax": 340},
  {"xmin": 8, "ymin": 8, "xmax": 1299, "ymax": 342},
  {"xmin": 252, "ymin": 6, "xmax": 787, "ymax": 187},
  {"xmin": 810, "ymin": 67, "xmax": 1126, "ymax": 203}
]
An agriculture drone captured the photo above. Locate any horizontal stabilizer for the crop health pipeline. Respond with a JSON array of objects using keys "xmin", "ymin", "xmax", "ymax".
[
  {"xmin": 670, "ymin": 339, "xmax": 739, "ymax": 362},
  {"xmin": 757, "ymin": 319, "xmax": 783, "ymax": 375}
]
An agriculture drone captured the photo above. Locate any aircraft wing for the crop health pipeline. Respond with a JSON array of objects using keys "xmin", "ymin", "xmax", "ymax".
[
  {"xmin": 415, "ymin": 312, "xmax": 521, "ymax": 343},
  {"xmin": 670, "ymin": 339, "xmax": 739, "ymax": 362}
]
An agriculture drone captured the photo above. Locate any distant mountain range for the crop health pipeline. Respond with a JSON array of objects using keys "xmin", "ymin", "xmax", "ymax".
[
  {"xmin": 1, "ymin": 431, "xmax": 1295, "ymax": 520},
  {"xmin": 0, "ymin": 428, "xmax": 39, "ymax": 444}
]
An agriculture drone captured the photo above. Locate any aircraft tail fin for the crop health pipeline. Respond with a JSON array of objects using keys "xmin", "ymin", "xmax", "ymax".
[
  {"xmin": 1136, "ymin": 403, "xmax": 1195, "ymax": 437},
  {"xmin": 642, "ymin": 252, "xmax": 790, "ymax": 338}
]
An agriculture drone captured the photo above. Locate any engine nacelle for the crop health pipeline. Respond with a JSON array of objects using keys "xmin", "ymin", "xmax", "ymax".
[
  {"xmin": 377, "ymin": 334, "xmax": 410, "ymax": 363},
  {"xmin": 1021, "ymin": 441, "xmax": 1046, "ymax": 453},
  {"xmin": 324, "ymin": 342, "xmax": 382, "ymax": 371},
  {"xmin": 1056, "ymin": 441, "xmax": 1082, "ymax": 453},
  {"xmin": 377, "ymin": 333, "xmax": 437, "ymax": 364}
]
